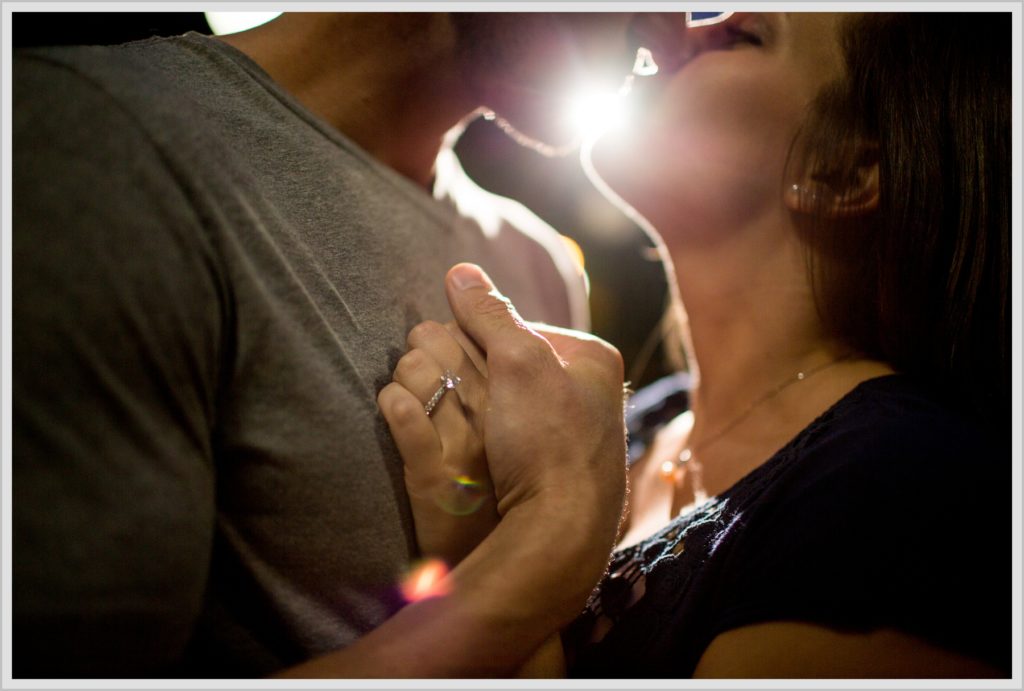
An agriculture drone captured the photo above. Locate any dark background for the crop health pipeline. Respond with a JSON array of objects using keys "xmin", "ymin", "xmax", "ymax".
[{"xmin": 14, "ymin": 12, "xmax": 673, "ymax": 388}]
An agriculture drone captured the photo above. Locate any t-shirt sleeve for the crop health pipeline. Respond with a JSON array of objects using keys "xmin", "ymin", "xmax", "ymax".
[
  {"xmin": 13, "ymin": 54, "xmax": 225, "ymax": 676},
  {"xmin": 706, "ymin": 411, "xmax": 1011, "ymax": 673}
]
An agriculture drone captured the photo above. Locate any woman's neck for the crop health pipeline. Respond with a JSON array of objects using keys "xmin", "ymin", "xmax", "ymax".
[
  {"xmin": 664, "ymin": 218, "xmax": 879, "ymax": 450},
  {"xmin": 651, "ymin": 217, "xmax": 892, "ymax": 509}
]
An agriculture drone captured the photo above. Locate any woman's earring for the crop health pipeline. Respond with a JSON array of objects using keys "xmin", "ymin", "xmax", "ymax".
[
  {"xmin": 787, "ymin": 182, "xmax": 835, "ymax": 215},
  {"xmin": 790, "ymin": 183, "xmax": 821, "ymax": 207}
]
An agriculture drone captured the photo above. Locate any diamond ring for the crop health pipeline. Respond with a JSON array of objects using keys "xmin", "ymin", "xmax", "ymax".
[{"xmin": 424, "ymin": 369, "xmax": 461, "ymax": 416}]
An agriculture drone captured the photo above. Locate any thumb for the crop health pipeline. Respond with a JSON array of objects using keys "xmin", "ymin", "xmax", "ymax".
[{"xmin": 445, "ymin": 263, "xmax": 533, "ymax": 355}]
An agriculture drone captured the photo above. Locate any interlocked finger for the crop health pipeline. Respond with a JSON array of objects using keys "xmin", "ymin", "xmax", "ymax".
[
  {"xmin": 391, "ymin": 347, "xmax": 482, "ymax": 462},
  {"xmin": 423, "ymin": 369, "xmax": 461, "ymax": 417},
  {"xmin": 378, "ymin": 380, "xmax": 441, "ymax": 477},
  {"xmin": 442, "ymin": 321, "xmax": 487, "ymax": 377},
  {"xmin": 388, "ymin": 343, "xmax": 490, "ymax": 525},
  {"xmin": 406, "ymin": 320, "xmax": 487, "ymax": 435}
]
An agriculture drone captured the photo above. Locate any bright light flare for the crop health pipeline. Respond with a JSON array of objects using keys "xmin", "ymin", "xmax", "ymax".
[
  {"xmin": 399, "ymin": 558, "xmax": 451, "ymax": 603},
  {"xmin": 565, "ymin": 87, "xmax": 631, "ymax": 142}
]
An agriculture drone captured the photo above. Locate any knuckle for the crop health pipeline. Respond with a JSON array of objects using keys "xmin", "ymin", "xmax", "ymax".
[
  {"xmin": 377, "ymin": 382, "xmax": 399, "ymax": 409},
  {"xmin": 394, "ymin": 349, "xmax": 431, "ymax": 383},
  {"xmin": 601, "ymin": 343, "xmax": 626, "ymax": 374},
  {"xmin": 492, "ymin": 340, "xmax": 547, "ymax": 375},
  {"xmin": 380, "ymin": 383, "xmax": 422, "ymax": 423},
  {"xmin": 407, "ymin": 320, "xmax": 443, "ymax": 348},
  {"xmin": 391, "ymin": 395, "xmax": 425, "ymax": 425},
  {"xmin": 582, "ymin": 339, "xmax": 625, "ymax": 375}
]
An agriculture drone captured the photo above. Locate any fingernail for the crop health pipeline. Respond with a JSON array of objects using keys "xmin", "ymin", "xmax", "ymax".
[{"xmin": 450, "ymin": 264, "xmax": 489, "ymax": 290}]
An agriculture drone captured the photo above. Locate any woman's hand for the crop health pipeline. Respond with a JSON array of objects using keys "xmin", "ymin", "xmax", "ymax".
[{"xmin": 379, "ymin": 320, "xmax": 499, "ymax": 566}]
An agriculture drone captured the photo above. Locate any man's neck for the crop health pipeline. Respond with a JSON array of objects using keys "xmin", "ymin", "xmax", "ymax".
[{"xmin": 219, "ymin": 13, "xmax": 476, "ymax": 188}]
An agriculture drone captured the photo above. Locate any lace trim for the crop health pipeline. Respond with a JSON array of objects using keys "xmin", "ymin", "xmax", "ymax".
[{"xmin": 577, "ymin": 380, "xmax": 864, "ymax": 644}]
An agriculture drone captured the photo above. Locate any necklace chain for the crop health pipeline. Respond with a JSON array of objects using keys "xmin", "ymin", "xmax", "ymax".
[{"xmin": 660, "ymin": 354, "xmax": 851, "ymax": 486}]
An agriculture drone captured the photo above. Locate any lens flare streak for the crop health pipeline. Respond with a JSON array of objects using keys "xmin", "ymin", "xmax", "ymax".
[{"xmin": 435, "ymin": 474, "xmax": 488, "ymax": 516}]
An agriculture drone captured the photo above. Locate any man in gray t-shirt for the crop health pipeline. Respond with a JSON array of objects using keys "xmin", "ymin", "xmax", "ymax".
[{"xmin": 12, "ymin": 12, "xmax": 636, "ymax": 676}]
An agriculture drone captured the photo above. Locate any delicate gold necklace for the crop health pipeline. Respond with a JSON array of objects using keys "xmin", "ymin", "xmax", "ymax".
[{"xmin": 659, "ymin": 355, "xmax": 852, "ymax": 491}]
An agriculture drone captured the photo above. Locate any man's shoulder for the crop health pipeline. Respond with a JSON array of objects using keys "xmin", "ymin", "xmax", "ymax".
[
  {"xmin": 16, "ymin": 37, "xmax": 182, "ymax": 97},
  {"xmin": 14, "ymin": 35, "xmax": 248, "ymax": 138}
]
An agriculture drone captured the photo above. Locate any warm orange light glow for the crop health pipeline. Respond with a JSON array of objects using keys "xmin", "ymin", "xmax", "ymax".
[
  {"xmin": 399, "ymin": 558, "xmax": 451, "ymax": 603},
  {"xmin": 560, "ymin": 234, "xmax": 586, "ymax": 274},
  {"xmin": 659, "ymin": 459, "xmax": 679, "ymax": 484}
]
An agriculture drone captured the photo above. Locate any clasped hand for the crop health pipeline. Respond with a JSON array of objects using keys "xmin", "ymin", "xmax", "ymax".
[{"xmin": 378, "ymin": 263, "xmax": 628, "ymax": 568}]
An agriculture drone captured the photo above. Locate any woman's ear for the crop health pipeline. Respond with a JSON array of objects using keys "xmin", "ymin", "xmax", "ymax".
[{"xmin": 785, "ymin": 145, "xmax": 879, "ymax": 218}]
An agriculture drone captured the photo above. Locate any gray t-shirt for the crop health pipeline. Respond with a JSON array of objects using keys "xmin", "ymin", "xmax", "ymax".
[{"xmin": 13, "ymin": 33, "xmax": 587, "ymax": 677}]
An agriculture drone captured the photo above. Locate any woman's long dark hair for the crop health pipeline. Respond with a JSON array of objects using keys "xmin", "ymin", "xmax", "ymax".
[{"xmin": 793, "ymin": 12, "xmax": 1010, "ymax": 432}]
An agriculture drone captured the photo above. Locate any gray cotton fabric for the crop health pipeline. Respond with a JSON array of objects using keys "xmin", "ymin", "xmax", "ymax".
[{"xmin": 12, "ymin": 33, "xmax": 587, "ymax": 677}]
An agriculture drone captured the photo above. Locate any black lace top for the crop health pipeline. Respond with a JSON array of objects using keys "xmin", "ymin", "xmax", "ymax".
[{"xmin": 565, "ymin": 375, "xmax": 1010, "ymax": 677}]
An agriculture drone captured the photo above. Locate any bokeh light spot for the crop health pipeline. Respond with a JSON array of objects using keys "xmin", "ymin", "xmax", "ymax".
[
  {"xmin": 400, "ymin": 558, "xmax": 451, "ymax": 603},
  {"xmin": 433, "ymin": 474, "xmax": 489, "ymax": 516}
]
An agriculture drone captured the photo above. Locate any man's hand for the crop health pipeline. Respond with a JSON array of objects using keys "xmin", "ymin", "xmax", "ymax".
[
  {"xmin": 441, "ymin": 264, "xmax": 628, "ymax": 625},
  {"xmin": 444, "ymin": 263, "xmax": 627, "ymax": 520},
  {"xmin": 379, "ymin": 262, "xmax": 627, "ymax": 573}
]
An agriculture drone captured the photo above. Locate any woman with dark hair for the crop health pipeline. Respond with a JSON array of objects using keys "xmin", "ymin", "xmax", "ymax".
[
  {"xmin": 789, "ymin": 12, "xmax": 1010, "ymax": 432},
  {"xmin": 377, "ymin": 12, "xmax": 1011, "ymax": 678}
]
